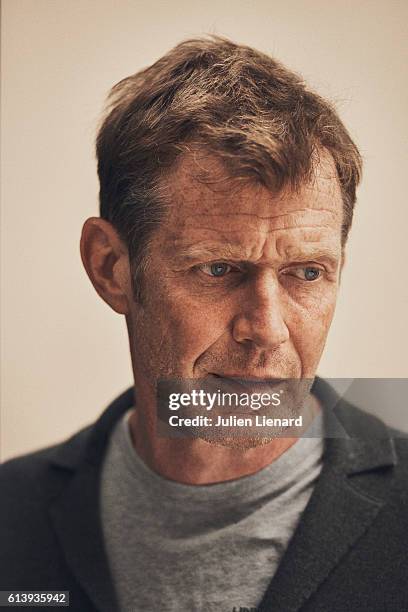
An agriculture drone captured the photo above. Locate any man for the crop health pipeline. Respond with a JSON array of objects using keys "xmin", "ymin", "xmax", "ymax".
[{"xmin": 1, "ymin": 37, "xmax": 407, "ymax": 612}]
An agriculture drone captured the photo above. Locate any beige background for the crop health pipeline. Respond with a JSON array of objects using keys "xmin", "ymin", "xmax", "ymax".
[{"xmin": 1, "ymin": 0, "xmax": 407, "ymax": 461}]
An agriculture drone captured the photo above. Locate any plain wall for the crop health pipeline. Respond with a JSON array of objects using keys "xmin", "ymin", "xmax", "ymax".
[{"xmin": 1, "ymin": 0, "xmax": 407, "ymax": 461}]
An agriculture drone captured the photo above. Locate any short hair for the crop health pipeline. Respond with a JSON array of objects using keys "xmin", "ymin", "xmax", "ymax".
[{"xmin": 96, "ymin": 36, "xmax": 362, "ymax": 298}]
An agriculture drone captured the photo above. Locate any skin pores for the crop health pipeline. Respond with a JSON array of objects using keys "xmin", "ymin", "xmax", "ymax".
[
  {"xmin": 123, "ymin": 152, "xmax": 344, "ymax": 472},
  {"xmin": 127, "ymin": 153, "xmax": 343, "ymax": 396}
]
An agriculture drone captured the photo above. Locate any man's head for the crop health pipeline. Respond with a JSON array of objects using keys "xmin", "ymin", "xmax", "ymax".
[{"xmin": 81, "ymin": 37, "xmax": 361, "ymax": 439}]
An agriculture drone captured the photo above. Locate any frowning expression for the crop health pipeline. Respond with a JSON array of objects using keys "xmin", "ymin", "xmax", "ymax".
[{"xmin": 128, "ymin": 153, "xmax": 344, "ymax": 390}]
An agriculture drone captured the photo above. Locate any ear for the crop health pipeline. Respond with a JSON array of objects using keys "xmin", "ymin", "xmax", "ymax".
[{"xmin": 80, "ymin": 217, "xmax": 131, "ymax": 315}]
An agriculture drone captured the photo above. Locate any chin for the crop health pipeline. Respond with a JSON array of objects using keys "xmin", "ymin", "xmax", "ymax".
[{"xmin": 198, "ymin": 432, "xmax": 280, "ymax": 450}]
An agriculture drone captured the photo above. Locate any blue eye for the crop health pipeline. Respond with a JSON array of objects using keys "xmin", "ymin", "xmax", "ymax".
[
  {"xmin": 200, "ymin": 263, "xmax": 232, "ymax": 277},
  {"xmin": 286, "ymin": 266, "xmax": 322, "ymax": 281},
  {"xmin": 304, "ymin": 267, "xmax": 321, "ymax": 281},
  {"xmin": 209, "ymin": 263, "xmax": 230, "ymax": 277}
]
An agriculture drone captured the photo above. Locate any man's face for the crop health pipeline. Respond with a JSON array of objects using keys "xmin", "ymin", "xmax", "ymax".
[{"xmin": 127, "ymin": 153, "xmax": 343, "ymax": 397}]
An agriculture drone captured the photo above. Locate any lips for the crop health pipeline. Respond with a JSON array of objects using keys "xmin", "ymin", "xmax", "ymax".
[
  {"xmin": 208, "ymin": 373, "xmax": 286, "ymax": 395},
  {"xmin": 211, "ymin": 373, "xmax": 285, "ymax": 383},
  {"xmin": 210, "ymin": 373, "xmax": 286, "ymax": 385}
]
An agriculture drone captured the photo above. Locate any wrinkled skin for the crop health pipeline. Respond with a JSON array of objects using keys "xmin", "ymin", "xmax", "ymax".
[
  {"xmin": 127, "ymin": 153, "xmax": 343, "ymax": 474},
  {"xmin": 82, "ymin": 151, "xmax": 344, "ymax": 482}
]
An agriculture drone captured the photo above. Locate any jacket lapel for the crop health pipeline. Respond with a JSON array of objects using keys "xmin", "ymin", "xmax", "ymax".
[
  {"xmin": 48, "ymin": 388, "xmax": 135, "ymax": 612},
  {"xmin": 259, "ymin": 378, "xmax": 397, "ymax": 612},
  {"xmin": 49, "ymin": 463, "xmax": 118, "ymax": 611}
]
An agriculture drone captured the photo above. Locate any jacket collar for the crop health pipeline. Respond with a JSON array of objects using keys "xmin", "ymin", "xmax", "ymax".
[
  {"xmin": 48, "ymin": 388, "xmax": 135, "ymax": 612},
  {"xmin": 315, "ymin": 376, "xmax": 397, "ymax": 475},
  {"xmin": 48, "ymin": 380, "xmax": 397, "ymax": 612},
  {"xmin": 50, "ymin": 387, "xmax": 135, "ymax": 471},
  {"xmin": 259, "ymin": 376, "xmax": 397, "ymax": 612}
]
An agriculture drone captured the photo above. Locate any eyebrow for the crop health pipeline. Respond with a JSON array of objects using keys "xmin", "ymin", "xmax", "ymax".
[
  {"xmin": 173, "ymin": 243, "xmax": 341, "ymax": 267},
  {"xmin": 174, "ymin": 243, "xmax": 247, "ymax": 262}
]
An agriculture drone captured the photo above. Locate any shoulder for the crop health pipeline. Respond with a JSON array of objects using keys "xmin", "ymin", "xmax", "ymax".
[
  {"xmin": 0, "ymin": 426, "xmax": 95, "ymax": 587},
  {"xmin": 0, "ymin": 388, "xmax": 131, "ymax": 589},
  {"xmin": 0, "ymin": 386, "xmax": 134, "ymax": 492},
  {"xmin": 0, "ymin": 425, "xmax": 92, "ymax": 508}
]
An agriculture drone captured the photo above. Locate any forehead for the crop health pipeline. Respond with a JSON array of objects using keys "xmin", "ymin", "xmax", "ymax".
[
  {"xmin": 156, "ymin": 152, "xmax": 343, "ymax": 259},
  {"xmin": 165, "ymin": 153, "xmax": 342, "ymax": 224}
]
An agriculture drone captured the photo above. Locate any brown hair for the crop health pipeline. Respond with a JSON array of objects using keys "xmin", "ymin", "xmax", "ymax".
[{"xmin": 96, "ymin": 36, "xmax": 362, "ymax": 298}]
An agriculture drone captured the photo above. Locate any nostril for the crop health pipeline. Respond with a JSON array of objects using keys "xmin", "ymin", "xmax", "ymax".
[{"xmin": 231, "ymin": 309, "xmax": 289, "ymax": 349}]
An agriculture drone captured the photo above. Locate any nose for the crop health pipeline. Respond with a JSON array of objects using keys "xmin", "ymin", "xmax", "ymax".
[{"xmin": 232, "ymin": 272, "xmax": 289, "ymax": 350}]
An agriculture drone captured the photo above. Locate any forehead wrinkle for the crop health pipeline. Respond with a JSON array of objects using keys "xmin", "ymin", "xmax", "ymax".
[
  {"xmin": 178, "ymin": 207, "xmax": 339, "ymax": 222},
  {"xmin": 165, "ymin": 218, "xmax": 340, "ymax": 248},
  {"xmin": 168, "ymin": 225, "xmax": 337, "ymax": 241},
  {"xmin": 171, "ymin": 209, "xmax": 341, "ymax": 235},
  {"xmin": 173, "ymin": 242, "xmax": 246, "ymax": 262},
  {"xmin": 275, "ymin": 236, "xmax": 341, "ymax": 263},
  {"xmin": 166, "ymin": 148, "xmax": 343, "ymax": 220},
  {"xmin": 170, "ymin": 224, "xmax": 341, "ymax": 265}
]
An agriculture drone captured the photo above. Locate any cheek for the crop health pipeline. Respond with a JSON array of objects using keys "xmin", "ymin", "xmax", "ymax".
[
  {"xmin": 136, "ymin": 281, "xmax": 231, "ymax": 373},
  {"xmin": 287, "ymin": 290, "xmax": 337, "ymax": 372},
  {"xmin": 166, "ymin": 295, "xmax": 231, "ymax": 362}
]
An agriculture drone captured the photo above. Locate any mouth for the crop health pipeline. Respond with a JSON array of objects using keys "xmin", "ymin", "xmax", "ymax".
[
  {"xmin": 208, "ymin": 373, "xmax": 287, "ymax": 394},
  {"xmin": 209, "ymin": 373, "xmax": 286, "ymax": 384}
]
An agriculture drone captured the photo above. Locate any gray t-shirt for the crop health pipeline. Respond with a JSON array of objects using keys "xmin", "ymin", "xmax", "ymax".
[{"xmin": 100, "ymin": 411, "xmax": 323, "ymax": 612}]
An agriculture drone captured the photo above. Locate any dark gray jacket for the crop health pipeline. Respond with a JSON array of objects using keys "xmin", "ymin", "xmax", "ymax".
[{"xmin": 1, "ymin": 379, "xmax": 408, "ymax": 611}]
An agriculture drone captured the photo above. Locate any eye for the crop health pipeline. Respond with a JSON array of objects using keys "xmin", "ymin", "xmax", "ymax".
[
  {"xmin": 291, "ymin": 266, "xmax": 322, "ymax": 281},
  {"xmin": 200, "ymin": 262, "xmax": 233, "ymax": 277}
]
